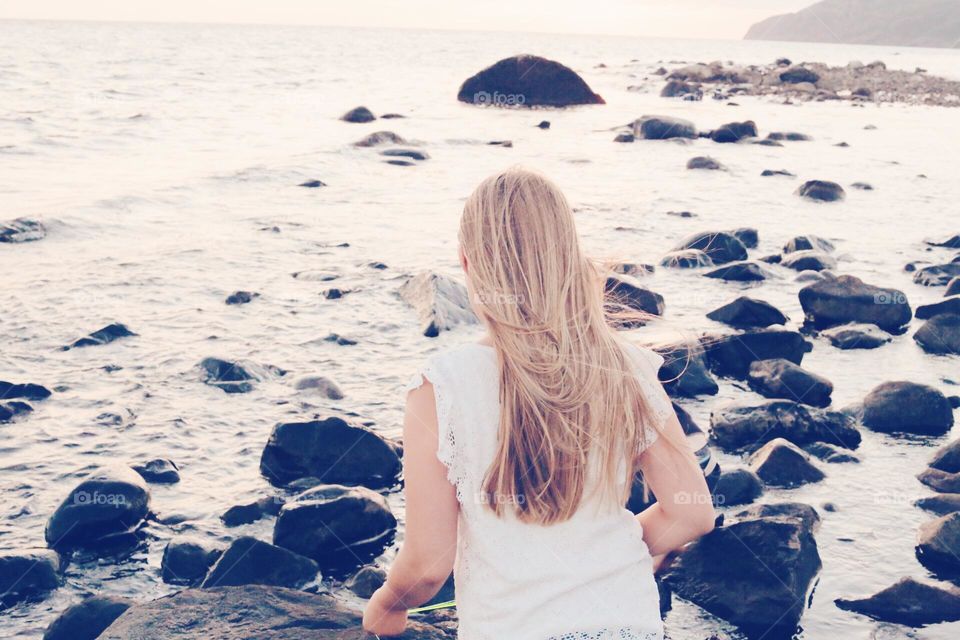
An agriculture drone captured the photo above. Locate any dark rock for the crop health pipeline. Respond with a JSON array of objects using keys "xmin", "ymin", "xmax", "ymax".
[
  {"xmin": 537, "ymin": 120, "xmax": 550, "ymax": 129},
  {"xmin": 0, "ymin": 380, "xmax": 52, "ymax": 401},
  {"xmin": 97, "ymin": 585, "xmax": 448, "ymax": 639},
  {"xmin": 292, "ymin": 375, "xmax": 344, "ymax": 400},
  {"xmin": 931, "ymin": 438, "xmax": 960, "ymax": 474},
  {"xmin": 381, "ymin": 148, "xmax": 429, "ymax": 161},
  {"xmin": 353, "ymin": 131, "xmax": 406, "ymax": 147},
  {"xmin": 380, "ymin": 113, "xmax": 404, "ymax": 119},
  {"xmin": 399, "ymin": 271, "xmax": 477, "ymax": 337},
  {"xmin": 687, "ymin": 156, "xmax": 725, "ymax": 170},
  {"xmin": 945, "ymin": 277, "xmax": 960, "ymax": 296},
  {"xmin": 707, "ymin": 297, "xmax": 787, "ymax": 329},
  {"xmin": 919, "ymin": 468, "xmax": 960, "ymax": 493},
  {"xmin": 660, "ymin": 249, "xmax": 713, "ymax": 269},
  {"xmin": 660, "ymin": 80, "xmax": 700, "ymax": 98},
  {"xmin": 604, "ymin": 275, "xmax": 665, "ymax": 327},
  {"xmin": 776, "ymin": 58, "xmax": 792, "ymax": 66},
  {"xmin": 298, "ymin": 180, "xmax": 326, "ymax": 188},
  {"xmin": 199, "ymin": 357, "xmax": 282, "ymax": 394},
  {"xmin": 222, "ymin": 496, "xmax": 284, "ymax": 527},
  {"xmin": 820, "ymin": 323, "xmax": 892, "ymax": 350},
  {"xmin": 201, "ymin": 537, "xmax": 318, "ymax": 589},
  {"xmin": 713, "ymin": 468, "xmax": 764, "ymax": 507},
  {"xmin": 613, "ymin": 132, "xmax": 635, "ymax": 143},
  {"xmin": 457, "ymin": 55, "xmax": 604, "ymax": 107},
  {"xmin": 748, "ymin": 438, "xmax": 825, "ymax": 487},
  {"xmin": 731, "ymin": 227, "xmax": 758, "ymax": 249},
  {"xmin": 859, "ymin": 381, "xmax": 954, "ymax": 436},
  {"xmin": 633, "ymin": 115, "xmax": 698, "ymax": 139},
  {"xmin": 926, "ymin": 235, "xmax": 960, "ymax": 249},
  {"xmin": 385, "ymin": 159, "xmax": 414, "ymax": 167},
  {"xmin": 767, "ymin": 132, "xmax": 811, "ymax": 141},
  {"xmin": 323, "ymin": 288, "xmax": 350, "ymax": 300},
  {"xmin": 913, "ymin": 262, "xmax": 960, "ymax": 287},
  {"xmin": 273, "ymin": 485, "xmax": 397, "ymax": 572},
  {"xmin": 340, "ymin": 106, "xmax": 375, "ymax": 123},
  {"xmin": 915, "ymin": 313, "xmax": 960, "ymax": 355},
  {"xmin": 916, "ymin": 512, "xmax": 960, "ymax": 576},
  {"xmin": 803, "ymin": 441, "xmax": 860, "ymax": 463},
  {"xmin": 260, "ymin": 416, "xmax": 401, "ymax": 489},
  {"xmin": 45, "ymin": 466, "xmax": 150, "ymax": 549},
  {"xmin": 655, "ymin": 342, "xmax": 719, "ymax": 398},
  {"xmin": 797, "ymin": 180, "xmax": 845, "ymax": 202},
  {"xmin": 43, "ymin": 595, "xmax": 131, "ymax": 640},
  {"xmin": 0, "ymin": 400, "xmax": 33, "ymax": 423},
  {"xmin": 344, "ymin": 565, "xmax": 387, "ymax": 598},
  {"xmin": 65, "ymin": 323, "xmax": 136, "ymax": 350},
  {"xmin": 710, "ymin": 120, "xmax": 757, "ymax": 143},
  {"xmin": 701, "ymin": 330, "xmax": 810, "ymax": 379},
  {"xmin": 916, "ymin": 494, "xmax": 960, "ymax": 516},
  {"xmin": 705, "ymin": 261, "xmax": 770, "ymax": 281},
  {"xmin": 0, "ymin": 217, "xmax": 46, "ymax": 243},
  {"xmin": 780, "ymin": 67, "xmax": 820, "ymax": 84},
  {"xmin": 780, "ymin": 250, "xmax": 836, "ymax": 272},
  {"xmin": 784, "ymin": 235, "xmax": 834, "ymax": 253},
  {"xmin": 225, "ymin": 291, "xmax": 259, "ymax": 305},
  {"xmin": 162, "ymin": 537, "xmax": 222, "ymax": 586},
  {"xmin": 753, "ymin": 139, "xmax": 783, "ymax": 147},
  {"xmin": 761, "ymin": 169, "xmax": 796, "ymax": 177},
  {"xmin": 836, "ymin": 577, "xmax": 960, "ymax": 626},
  {"xmin": 0, "ymin": 549, "xmax": 61, "ymax": 608},
  {"xmin": 850, "ymin": 181, "xmax": 873, "ymax": 190},
  {"xmin": 672, "ymin": 231, "xmax": 747, "ymax": 265},
  {"xmin": 132, "ymin": 459, "xmax": 180, "ymax": 484},
  {"xmin": 710, "ymin": 400, "xmax": 860, "ymax": 451},
  {"xmin": 324, "ymin": 333, "xmax": 357, "ymax": 346},
  {"xmin": 798, "ymin": 274, "xmax": 911, "ymax": 332},
  {"xmin": 747, "ymin": 359, "xmax": 833, "ymax": 408},
  {"xmin": 732, "ymin": 502, "xmax": 821, "ymax": 532}
]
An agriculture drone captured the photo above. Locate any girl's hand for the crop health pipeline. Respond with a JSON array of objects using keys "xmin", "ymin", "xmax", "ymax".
[{"xmin": 363, "ymin": 586, "xmax": 409, "ymax": 637}]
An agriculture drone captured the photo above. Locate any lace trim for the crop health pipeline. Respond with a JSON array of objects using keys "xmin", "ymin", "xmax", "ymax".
[
  {"xmin": 547, "ymin": 629, "xmax": 661, "ymax": 640},
  {"xmin": 405, "ymin": 366, "xmax": 467, "ymax": 502}
]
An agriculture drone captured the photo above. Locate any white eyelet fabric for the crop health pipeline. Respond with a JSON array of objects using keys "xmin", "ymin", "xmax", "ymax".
[{"xmin": 405, "ymin": 342, "xmax": 670, "ymax": 640}]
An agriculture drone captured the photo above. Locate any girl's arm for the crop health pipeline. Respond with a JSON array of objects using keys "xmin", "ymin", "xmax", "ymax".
[
  {"xmin": 363, "ymin": 380, "xmax": 459, "ymax": 635},
  {"xmin": 635, "ymin": 414, "xmax": 716, "ymax": 557}
]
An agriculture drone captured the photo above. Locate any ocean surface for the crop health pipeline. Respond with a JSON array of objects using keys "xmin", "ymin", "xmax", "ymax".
[{"xmin": 2, "ymin": 19, "xmax": 960, "ymax": 639}]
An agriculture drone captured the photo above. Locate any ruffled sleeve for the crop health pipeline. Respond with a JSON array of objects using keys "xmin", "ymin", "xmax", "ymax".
[{"xmin": 625, "ymin": 345, "xmax": 676, "ymax": 451}]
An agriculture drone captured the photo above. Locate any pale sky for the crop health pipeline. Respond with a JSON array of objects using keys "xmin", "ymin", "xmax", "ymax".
[{"xmin": 0, "ymin": 0, "xmax": 815, "ymax": 39}]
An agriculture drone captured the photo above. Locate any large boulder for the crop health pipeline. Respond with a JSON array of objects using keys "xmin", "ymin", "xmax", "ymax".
[
  {"xmin": 0, "ymin": 549, "xmax": 61, "ymax": 608},
  {"xmin": 43, "ymin": 595, "xmax": 131, "ymax": 640},
  {"xmin": 836, "ymin": 577, "xmax": 960, "ymax": 626},
  {"xmin": 858, "ymin": 381, "xmax": 954, "ymax": 436},
  {"xmin": 273, "ymin": 485, "xmax": 397, "ymax": 572},
  {"xmin": 701, "ymin": 330, "xmax": 810, "ymax": 379},
  {"xmin": 798, "ymin": 274, "xmax": 911, "ymax": 332},
  {"xmin": 796, "ymin": 180, "xmax": 845, "ymax": 202},
  {"xmin": 45, "ymin": 466, "xmax": 151, "ymax": 549},
  {"xmin": 820, "ymin": 323, "xmax": 891, "ymax": 350},
  {"xmin": 97, "ymin": 585, "xmax": 448, "ymax": 639},
  {"xmin": 260, "ymin": 416, "xmax": 401, "ymax": 489},
  {"xmin": 707, "ymin": 297, "xmax": 786, "ymax": 329},
  {"xmin": 633, "ymin": 115, "xmax": 697, "ymax": 140},
  {"xmin": 747, "ymin": 359, "xmax": 833, "ymax": 408},
  {"xmin": 748, "ymin": 438, "xmax": 825, "ymax": 487},
  {"xmin": 604, "ymin": 275, "xmax": 664, "ymax": 327},
  {"xmin": 672, "ymin": 231, "xmax": 747, "ymax": 265},
  {"xmin": 399, "ymin": 271, "xmax": 477, "ymax": 338},
  {"xmin": 709, "ymin": 120, "xmax": 757, "ymax": 143},
  {"xmin": 162, "ymin": 537, "xmax": 223, "ymax": 586},
  {"xmin": 916, "ymin": 512, "xmax": 960, "ymax": 576},
  {"xmin": 713, "ymin": 468, "xmax": 764, "ymax": 507},
  {"xmin": 710, "ymin": 400, "xmax": 860, "ymax": 451},
  {"xmin": 201, "ymin": 537, "xmax": 319, "ymax": 589},
  {"xmin": 457, "ymin": 55, "xmax": 604, "ymax": 107},
  {"xmin": 666, "ymin": 506, "xmax": 821, "ymax": 637},
  {"xmin": 0, "ymin": 217, "xmax": 46, "ymax": 243},
  {"xmin": 655, "ymin": 342, "xmax": 718, "ymax": 398},
  {"xmin": 915, "ymin": 313, "xmax": 960, "ymax": 355}
]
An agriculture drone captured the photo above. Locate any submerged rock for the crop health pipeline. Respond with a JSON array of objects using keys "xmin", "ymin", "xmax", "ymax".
[
  {"xmin": 260, "ymin": 416, "xmax": 401, "ymax": 489},
  {"xmin": 914, "ymin": 313, "xmax": 960, "ymax": 355},
  {"xmin": 709, "ymin": 120, "xmax": 757, "ymax": 143},
  {"xmin": 747, "ymin": 359, "xmax": 833, "ymax": 408},
  {"xmin": 916, "ymin": 512, "xmax": 960, "ymax": 576},
  {"xmin": 225, "ymin": 291, "xmax": 259, "ymax": 305},
  {"xmin": 672, "ymin": 231, "xmax": 747, "ymax": 265},
  {"xmin": 731, "ymin": 227, "xmax": 758, "ymax": 249},
  {"xmin": 803, "ymin": 441, "xmax": 860, "ymax": 464},
  {"xmin": 707, "ymin": 297, "xmax": 787, "ymax": 329},
  {"xmin": 926, "ymin": 234, "xmax": 960, "ymax": 249},
  {"xmin": 42, "ymin": 595, "xmax": 131, "ymax": 640},
  {"xmin": 836, "ymin": 577, "xmax": 960, "ymax": 626},
  {"xmin": 0, "ymin": 217, "xmax": 46, "ymax": 243},
  {"xmin": 710, "ymin": 400, "xmax": 860, "ymax": 451},
  {"xmin": 457, "ymin": 55, "xmax": 604, "ymax": 107},
  {"xmin": 199, "ymin": 357, "xmax": 282, "ymax": 394},
  {"xmin": 797, "ymin": 180, "xmax": 845, "ymax": 202},
  {"xmin": 0, "ymin": 380, "xmax": 51, "ymax": 401},
  {"xmin": 340, "ymin": 106, "xmax": 375, "ymax": 123},
  {"xmin": 633, "ymin": 115, "xmax": 698, "ymax": 140},
  {"xmin": 767, "ymin": 132, "xmax": 812, "ymax": 141},
  {"xmin": 162, "ymin": 537, "xmax": 223, "ymax": 586},
  {"xmin": 799, "ymin": 274, "xmax": 911, "ymax": 332},
  {"xmin": 132, "ymin": 459, "xmax": 180, "ymax": 484},
  {"xmin": 0, "ymin": 400, "xmax": 33, "ymax": 423},
  {"xmin": 780, "ymin": 250, "xmax": 836, "ymax": 272},
  {"xmin": 748, "ymin": 438, "xmax": 825, "ymax": 487},
  {"xmin": 705, "ymin": 261, "xmax": 771, "ymax": 282},
  {"xmin": 660, "ymin": 80, "xmax": 700, "ymax": 98},
  {"xmin": 201, "ymin": 537, "xmax": 319, "ymax": 589},
  {"xmin": 687, "ymin": 156, "xmax": 725, "ymax": 171},
  {"xmin": 0, "ymin": 549, "xmax": 61, "ymax": 608},
  {"xmin": 660, "ymin": 249, "xmax": 714, "ymax": 269},
  {"xmin": 298, "ymin": 180, "xmax": 325, "ymax": 188},
  {"xmin": 222, "ymin": 496, "xmax": 284, "ymax": 527},
  {"xmin": 713, "ymin": 468, "xmax": 764, "ymax": 507},
  {"xmin": 784, "ymin": 235, "xmax": 834, "ymax": 254},
  {"xmin": 292, "ymin": 375, "xmax": 344, "ymax": 400},
  {"xmin": 820, "ymin": 323, "xmax": 892, "ymax": 350},
  {"xmin": 761, "ymin": 169, "xmax": 796, "ymax": 177},
  {"xmin": 858, "ymin": 381, "xmax": 954, "ymax": 436},
  {"xmin": 64, "ymin": 323, "xmax": 136, "ymax": 350},
  {"xmin": 353, "ymin": 131, "xmax": 406, "ymax": 147},
  {"xmin": 399, "ymin": 271, "xmax": 477, "ymax": 338},
  {"xmin": 381, "ymin": 148, "xmax": 430, "ymax": 161},
  {"xmin": 701, "ymin": 329, "xmax": 810, "ymax": 379}
]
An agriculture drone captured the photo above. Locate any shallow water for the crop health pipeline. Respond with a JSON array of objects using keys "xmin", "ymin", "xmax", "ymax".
[{"xmin": 1, "ymin": 20, "xmax": 959, "ymax": 639}]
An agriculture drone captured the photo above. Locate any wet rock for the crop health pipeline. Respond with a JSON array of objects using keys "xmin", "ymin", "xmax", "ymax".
[
  {"xmin": 835, "ymin": 577, "xmax": 960, "ymax": 626},
  {"xmin": 851, "ymin": 181, "xmax": 874, "ymax": 191},
  {"xmin": 201, "ymin": 537, "xmax": 319, "ymax": 589},
  {"xmin": 298, "ymin": 180, "xmax": 326, "ymax": 188},
  {"xmin": 132, "ymin": 459, "xmax": 180, "ymax": 484},
  {"xmin": 0, "ymin": 217, "xmax": 46, "ymax": 243},
  {"xmin": 537, "ymin": 120, "xmax": 550, "ymax": 129},
  {"xmin": 0, "ymin": 549, "xmax": 61, "ymax": 608},
  {"xmin": 798, "ymin": 274, "xmax": 911, "ymax": 332},
  {"xmin": 162, "ymin": 537, "xmax": 222, "ymax": 586},
  {"xmin": 43, "ymin": 595, "xmax": 131, "ymax": 640},
  {"xmin": 457, "ymin": 55, "xmax": 604, "ymax": 107},
  {"xmin": 701, "ymin": 329, "xmax": 810, "ymax": 379},
  {"xmin": 767, "ymin": 132, "xmax": 812, "ymax": 141},
  {"xmin": 914, "ymin": 313, "xmax": 960, "ymax": 355},
  {"xmin": 780, "ymin": 67, "xmax": 820, "ymax": 84},
  {"xmin": 748, "ymin": 438, "xmax": 825, "ymax": 487},
  {"xmin": 65, "ymin": 323, "xmax": 136, "ymax": 350},
  {"xmin": 916, "ymin": 494, "xmax": 960, "ymax": 516},
  {"xmin": 199, "ymin": 357, "xmax": 282, "ymax": 394},
  {"xmin": 780, "ymin": 250, "xmax": 836, "ymax": 272},
  {"xmin": 293, "ymin": 375, "xmax": 344, "ymax": 400},
  {"xmin": 260, "ymin": 416, "xmax": 401, "ymax": 489},
  {"xmin": 713, "ymin": 468, "xmax": 764, "ymax": 507},
  {"xmin": 273, "ymin": 485, "xmax": 397, "ymax": 571},
  {"xmin": 0, "ymin": 400, "xmax": 33, "ymax": 422},
  {"xmin": 604, "ymin": 275, "xmax": 664, "ymax": 326},
  {"xmin": 666, "ymin": 505, "xmax": 821, "ymax": 636},
  {"xmin": 733, "ymin": 502, "xmax": 821, "ymax": 532},
  {"xmin": 710, "ymin": 400, "xmax": 860, "ymax": 451},
  {"xmin": 687, "ymin": 156, "xmax": 725, "ymax": 170},
  {"xmin": 820, "ymin": 323, "xmax": 892, "ymax": 350},
  {"xmin": 324, "ymin": 333, "xmax": 357, "ymax": 346},
  {"xmin": 399, "ymin": 271, "xmax": 478, "ymax": 338},
  {"xmin": 707, "ymin": 297, "xmax": 787, "ymax": 329},
  {"xmin": 761, "ymin": 169, "xmax": 796, "ymax": 177},
  {"xmin": 344, "ymin": 565, "xmax": 387, "ymax": 598},
  {"xmin": 803, "ymin": 441, "xmax": 860, "ymax": 464},
  {"xmin": 926, "ymin": 234, "xmax": 960, "ymax": 249},
  {"xmin": 747, "ymin": 359, "xmax": 833, "ymax": 408},
  {"xmin": 613, "ymin": 132, "xmax": 635, "ymax": 143},
  {"xmin": 0, "ymin": 381, "xmax": 51, "ymax": 401},
  {"xmin": 916, "ymin": 512, "xmax": 960, "ymax": 576},
  {"xmin": 386, "ymin": 159, "xmax": 414, "ymax": 167},
  {"xmin": 784, "ymin": 235, "xmax": 834, "ymax": 253},
  {"xmin": 353, "ymin": 131, "xmax": 406, "ymax": 147},
  {"xmin": 225, "ymin": 291, "xmax": 259, "ymax": 305},
  {"xmin": 918, "ymin": 297, "xmax": 960, "ymax": 320},
  {"xmin": 709, "ymin": 120, "xmax": 757, "ymax": 143},
  {"xmin": 731, "ymin": 227, "xmax": 758, "ymax": 249},
  {"xmin": 660, "ymin": 249, "xmax": 713, "ymax": 269},
  {"xmin": 340, "ymin": 106, "xmax": 375, "ymax": 123},
  {"xmin": 919, "ymin": 468, "xmax": 960, "ymax": 493},
  {"xmin": 913, "ymin": 262, "xmax": 960, "ymax": 286},
  {"xmin": 633, "ymin": 115, "xmax": 698, "ymax": 140},
  {"xmin": 98, "ymin": 584, "xmax": 449, "ymax": 639},
  {"xmin": 931, "ymin": 438, "xmax": 960, "ymax": 474},
  {"xmin": 797, "ymin": 180, "xmax": 845, "ymax": 202},
  {"xmin": 45, "ymin": 465, "xmax": 150, "ymax": 549},
  {"xmin": 222, "ymin": 496, "xmax": 284, "ymax": 527},
  {"xmin": 381, "ymin": 148, "xmax": 429, "ymax": 161},
  {"xmin": 705, "ymin": 261, "xmax": 770, "ymax": 281},
  {"xmin": 660, "ymin": 80, "xmax": 700, "ymax": 98},
  {"xmin": 858, "ymin": 381, "xmax": 954, "ymax": 436},
  {"xmin": 655, "ymin": 342, "xmax": 719, "ymax": 398},
  {"xmin": 672, "ymin": 231, "xmax": 747, "ymax": 265}
]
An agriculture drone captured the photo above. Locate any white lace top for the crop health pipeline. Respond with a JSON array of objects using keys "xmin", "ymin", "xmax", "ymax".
[{"xmin": 405, "ymin": 342, "xmax": 672, "ymax": 640}]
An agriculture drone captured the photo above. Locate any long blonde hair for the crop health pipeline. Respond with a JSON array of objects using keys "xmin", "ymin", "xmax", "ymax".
[{"xmin": 459, "ymin": 167, "xmax": 665, "ymax": 525}]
